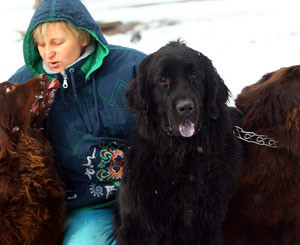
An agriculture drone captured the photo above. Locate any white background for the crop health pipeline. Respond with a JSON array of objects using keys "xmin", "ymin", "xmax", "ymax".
[{"xmin": 1, "ymin": 0, "xmax": 300, "ymax": 104}]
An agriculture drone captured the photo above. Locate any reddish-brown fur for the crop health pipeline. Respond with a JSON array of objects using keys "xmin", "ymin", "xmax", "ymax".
[
  {"xmin": 0, "ymin": 75, "xmax": 65, "ymax": 245},
  {"xmin": 223, "ymin": 65, "xmax": 300, "ymax": 245}
]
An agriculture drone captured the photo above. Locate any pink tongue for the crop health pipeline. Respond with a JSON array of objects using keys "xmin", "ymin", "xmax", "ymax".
[
  {"xmin": 179, "ymin": 119, "xmax": 195, "ymax": 137},
  {"xmin": 48, "ymin": 78, "xmax": 59, "ymax": 90}
]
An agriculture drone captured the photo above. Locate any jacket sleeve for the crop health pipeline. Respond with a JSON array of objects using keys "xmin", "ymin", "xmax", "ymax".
[{"xmin": 9, "ymin": 66, "xmax": 34, "ymax": 84}]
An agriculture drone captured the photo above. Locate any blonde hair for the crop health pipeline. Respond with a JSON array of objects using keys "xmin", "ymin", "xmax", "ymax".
[{"xmin": 32, "ymin": 20, "xmax": 91, "ymax": 45}]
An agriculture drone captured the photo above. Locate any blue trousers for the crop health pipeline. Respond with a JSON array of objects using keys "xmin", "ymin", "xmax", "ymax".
[{"xmin": 63, "ymin": 207, "xmax": 116, "ymax": 245}]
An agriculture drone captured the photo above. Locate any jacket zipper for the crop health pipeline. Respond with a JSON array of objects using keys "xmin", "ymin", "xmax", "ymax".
[{"xmin": 62, "ymin": 72, "xmax": 68, "ymax": 88}]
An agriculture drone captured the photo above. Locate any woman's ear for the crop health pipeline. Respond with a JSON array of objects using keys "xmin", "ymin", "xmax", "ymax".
[
  {"xmin": 81, "ymin": 40, "xmax": 89, "ymax": 47},
  {"xmin": 81, "ymin": 34, "xmax": 90, "ymax": 47}
]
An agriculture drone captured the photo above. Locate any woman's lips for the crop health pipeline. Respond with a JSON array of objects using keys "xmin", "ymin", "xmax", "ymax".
[{"xmin": 49, "ymin": 61, "xmax": 60, "ymax": 69}]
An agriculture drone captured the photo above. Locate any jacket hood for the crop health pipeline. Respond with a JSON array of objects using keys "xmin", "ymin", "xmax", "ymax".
[{"xmin": 23, "ymin": 0, "xmax": 109, "ymax": 80}]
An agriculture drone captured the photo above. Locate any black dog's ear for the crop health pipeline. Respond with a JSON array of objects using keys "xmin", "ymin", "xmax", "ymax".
[
  {"xmin": 126, "ymin": 77, "xmax": 145, "ymax": 111},
  {"xmin": 126, "ymin": 54, "xmax": 154, "ymax": 112},
  {"xmin": 200, "ymin": 54, "xmax": 229, "ymax": 119}
]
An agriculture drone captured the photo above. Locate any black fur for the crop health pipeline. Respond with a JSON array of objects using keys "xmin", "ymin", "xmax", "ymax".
[{"xmin": 113, "ymin": 41, "xmax": 241, "ymax": 245}]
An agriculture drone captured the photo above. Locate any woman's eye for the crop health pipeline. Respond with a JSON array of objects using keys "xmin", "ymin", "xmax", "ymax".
[
  {"xmin": 53, "ymin": 41, "xmax": 63, "ymax": 45},
  {"xmin": 53, "ymin": 39, "xmax": 64, "ymax": 45},
  {"xmin": 37, "ymin": 42, "xmax": 45, "ymax": 48},
  {"xmin": 190, "ymin": 73, "xmax": 198, "ymax": 81}
]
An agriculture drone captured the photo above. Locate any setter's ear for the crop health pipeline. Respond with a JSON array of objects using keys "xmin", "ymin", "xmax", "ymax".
[
  {"xmin": 0, "ymin": 103, "xmax": 19, "ymax": 159},
  {"xmin": 235, "ymin": 71, "xmax": 273, "ymax": 124},
  {"xmin": 0, "ymin": 126, "xmax": 10, "ymax": 159},
  {"xmin": 277, "ymin": 105, "xmax": 300, "ymax": 155},
  {"xmin": 199, "ymin": 53, "xmax": 229, "ymax": 119},
  {"xmin": 236, "ymin": 66, "xmax": 300, "ymax": 132}
]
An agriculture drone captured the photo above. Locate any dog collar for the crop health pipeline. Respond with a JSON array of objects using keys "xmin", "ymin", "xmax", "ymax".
[{"xmin": 233, "ymin": 126, "xmax": 285, "ymax": 149}]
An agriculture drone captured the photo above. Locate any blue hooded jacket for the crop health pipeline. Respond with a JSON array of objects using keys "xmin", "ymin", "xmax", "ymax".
[{"xmin": 9, "ymin": 0, "xmax": 146, "ymax": 212}]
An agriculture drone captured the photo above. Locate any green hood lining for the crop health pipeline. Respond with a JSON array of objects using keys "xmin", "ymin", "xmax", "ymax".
[
  {"xmin": 23, "ymin": 19, "xmax": 109, "ymax": 81},
  {"xmin": 66, "ymin": 200, "xmax": 116, "ymax": 218}
]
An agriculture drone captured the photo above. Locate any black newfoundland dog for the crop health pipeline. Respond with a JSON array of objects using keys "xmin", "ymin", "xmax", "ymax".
[{"xmin": 113, "ymin": 41, "xmax": 241, "ymax": 244}]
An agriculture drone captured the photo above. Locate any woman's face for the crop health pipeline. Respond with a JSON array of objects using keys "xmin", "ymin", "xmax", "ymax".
[{"xmin": 36, "ymin": 23, "xmax": 88, "ymax": 72}]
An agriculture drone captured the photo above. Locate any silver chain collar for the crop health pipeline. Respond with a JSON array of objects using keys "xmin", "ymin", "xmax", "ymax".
[{"xmin": 233, "ymin": 126, "xmax": 284, "ymax": 149}]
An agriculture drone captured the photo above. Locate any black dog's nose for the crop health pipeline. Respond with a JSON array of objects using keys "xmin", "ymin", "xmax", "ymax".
[{"xmin": 176, "ymin": 99, "xmax": 194, "ymax": 114}]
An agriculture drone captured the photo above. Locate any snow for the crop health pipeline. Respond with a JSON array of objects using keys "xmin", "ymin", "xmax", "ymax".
[{"xmin": 1, "ymin": 0, "xmax": 300, "ymax": 104}]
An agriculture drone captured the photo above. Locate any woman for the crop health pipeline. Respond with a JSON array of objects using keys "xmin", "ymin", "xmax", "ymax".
[{"xmin": 9, "ymin": 0, "xmax": 146, "ymax": 244}]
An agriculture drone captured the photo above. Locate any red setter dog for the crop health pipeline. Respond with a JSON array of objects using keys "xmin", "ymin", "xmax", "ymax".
[
  {"xmin": 0, "ymin": 74, "xmax": 65, "ymax": 245},
  {"xmin": 223, "ymin": 65, "xmax": 300, "ymax": 245}
]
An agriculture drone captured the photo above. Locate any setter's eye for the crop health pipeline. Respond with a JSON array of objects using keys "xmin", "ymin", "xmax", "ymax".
[
  {"xmin": 5, "ymin": 84, "xmax": 16, "ymax": 94},
  {"xmin": 6, "ymin": 87, "xmax": 11, "ymax": 93},
  {"xmin": 189, "ymin": 73, "xmax": 199, "ymax": 82},
  {"xmin": 5, "ymin": 85, "xmax": 13, "ymax": 93}
]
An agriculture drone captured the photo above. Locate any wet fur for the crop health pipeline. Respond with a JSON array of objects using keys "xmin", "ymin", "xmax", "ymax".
[
  {"xmin": 223, "ymin": 65, "xmax": 300, "ymax": 245},
  {"xmin": 0, "ymin": 75, "xmax": 65, "ymax": 245}
]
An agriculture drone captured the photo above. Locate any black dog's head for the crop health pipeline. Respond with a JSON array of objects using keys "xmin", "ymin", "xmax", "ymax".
[{"xmin": 127, "ymin": 41, "xmax": 229, "ymax": 140}]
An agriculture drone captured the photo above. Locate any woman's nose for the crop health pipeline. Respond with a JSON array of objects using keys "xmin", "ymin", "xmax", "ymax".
[{"xmin": 45, "ymin": 45, "xmax": 55, "ymax": 58}]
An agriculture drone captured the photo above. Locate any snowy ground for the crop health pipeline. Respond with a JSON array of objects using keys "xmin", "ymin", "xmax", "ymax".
[{"xmin": 1, "ymin": 0, "xmax": 300, "ymax": 104}]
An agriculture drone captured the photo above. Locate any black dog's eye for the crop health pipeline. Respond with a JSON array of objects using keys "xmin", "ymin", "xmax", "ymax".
[
  {"xmin": 189, "ymin": 73, "xmax": 199, "ymax": 82},
  {"xmin": 159, "ymin": 76, "xmax": 170, "ymax": 89},
  {"xmin": 160, "ymin": 76, "xmax": 170, "ymax": 85}
]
